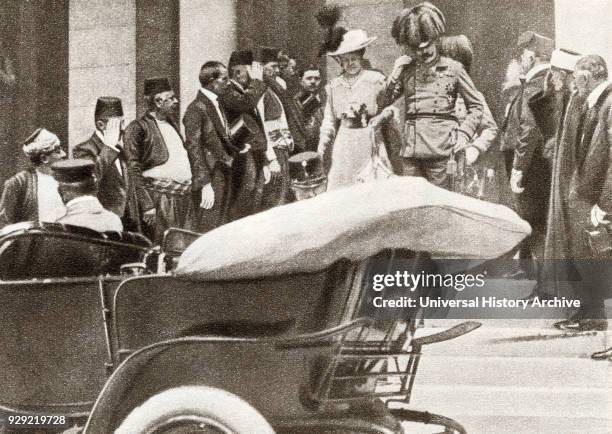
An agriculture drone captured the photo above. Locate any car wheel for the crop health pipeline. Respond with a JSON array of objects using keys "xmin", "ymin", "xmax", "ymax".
[{"xmin": 115, "ymin": 386, "xmax": 275, "ymax": 434}]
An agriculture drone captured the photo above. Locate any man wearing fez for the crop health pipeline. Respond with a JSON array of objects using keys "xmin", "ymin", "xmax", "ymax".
[
  {"xmin": 500, "ymin": 31, "xmax": 554, "ymax": 285},
  {"xmin": 51, "ymin": 159, "xmax": 123, "ymax": 233},
  {"xmin": 0, "ymin": 128, "xmax": 66, "ymax": 228},
  {"xmin": 183, "ymin": 61, "xmax": 241, "ymax": 233},
  {"xmin": 72, "ymin": 97, "xmax": 135, "ymax": 229},
  {"xmin": 258, "ymin": 46, "xmax": 307, "ymax": 209},
  {"xmin": 123, "ymin": 77, "xmax": 194, "ymax": 242},
  {"xmin": 379, "ymin": 2, "xmax": 484, "ymax": 189},
  {"xmin": 293, "ymin": 64, "xmax": 326, "ymax": 153},
  {"xmin": 218, "ymin": 49, "xmax": 270, "ymax": 220}
]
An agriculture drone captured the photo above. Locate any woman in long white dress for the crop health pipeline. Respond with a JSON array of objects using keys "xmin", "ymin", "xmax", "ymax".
[{"xmin": 317, "ymin": 19, "xmax": 391, "ymax": 190}]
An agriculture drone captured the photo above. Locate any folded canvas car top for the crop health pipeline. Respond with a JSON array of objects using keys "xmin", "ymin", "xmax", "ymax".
[{"xmin": 177, "ymin": 177, "xmax": 531, "ymax": 280}]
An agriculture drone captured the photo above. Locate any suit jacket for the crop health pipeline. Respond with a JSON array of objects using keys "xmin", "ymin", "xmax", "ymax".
[
  {"xmin": 0, "ymin": 169, "xmax": 38, "ymax": 228},
  {"xmin": 72, "ymin": 132, "xmax": 127, "ymax": 217},
  {"xmin": 124, "ymin": 113, "xmax": 180, "ymax": 212},
  {"xmin": 56, "ymin": 195, "xmax": 123, "ymax": 233},
  {"xmin": 183, "ymin": 91, "xmax": 238, "ymax": 190}
]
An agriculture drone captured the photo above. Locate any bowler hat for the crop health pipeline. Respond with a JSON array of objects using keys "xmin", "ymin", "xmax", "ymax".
[
  {"xmin": 94, "ymin": 97, "xmax": 124, "ymax": 120},
  {"xmin": 51, "ymin": 159, "xmax": 95, "ymax": 183},
  {"xmin": 144, "ymin": 77, "xmax": 172, "ymax": 96}
]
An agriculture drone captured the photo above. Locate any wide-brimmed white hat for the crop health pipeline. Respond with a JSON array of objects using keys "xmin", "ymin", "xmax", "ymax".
[
  {"xmin": 327, "ymin": 29, "xmax": 377, "ymax": 56},
  {"xmin": 550, "ymin": 48, "xmax": 581, "ymax": 72}
]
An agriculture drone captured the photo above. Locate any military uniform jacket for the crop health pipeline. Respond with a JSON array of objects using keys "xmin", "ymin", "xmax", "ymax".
[
  {"xmin": 56, "ymin": 195, "xmax": 123, "ymax": 233},
  {"xmin": 72, "ymin": 132, "xmax": 127, "ymax": 218},
  {"xmin": 381, "ymin": 55, "xmax": 484, "ymax": 158},
  {"xmin": 0, "ymin": 169, "xmax": 38, "ymax": 228}
]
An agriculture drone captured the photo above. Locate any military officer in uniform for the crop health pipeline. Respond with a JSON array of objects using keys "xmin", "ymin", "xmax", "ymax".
[
  {"xmin": 377, "ymin": 2, "xmax": 484, "ymax": 190},
  {"xmin": 52, "ymin": 159, "xmax": 123, "ymax": 233}
]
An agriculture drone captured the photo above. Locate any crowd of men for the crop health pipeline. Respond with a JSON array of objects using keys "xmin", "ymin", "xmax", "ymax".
[
  {"xmin": 0, "ymin": 47, "xmax": 325, "ymax": 242},
  {"xmin": 0, "ymin": 2, "xmax": 610, "ymax": 353}
]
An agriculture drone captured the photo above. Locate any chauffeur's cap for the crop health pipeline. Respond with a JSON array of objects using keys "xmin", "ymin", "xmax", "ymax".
[
  {"xmin": 22, "ymin": 128, "xmax": 61, "ymax": 157},
  {"xmin": 51, "ymin": 159, "xmax": 95, "ymax": 183},
  {"xmin": 518, "ymin": 31, "xmax": 554, "ymax": 59},
  {"xmin": 144, "ymin": 77, "xmax": 172, "ymax": 96},
  {"xmin": 94, "ymin": 97, "xmax": 124, "ymax": 120}
]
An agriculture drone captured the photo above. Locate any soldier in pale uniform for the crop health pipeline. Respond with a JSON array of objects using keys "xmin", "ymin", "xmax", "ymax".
[{"xmin": 377, "ymin": 2, "xmax": 484, "ymax": 190}]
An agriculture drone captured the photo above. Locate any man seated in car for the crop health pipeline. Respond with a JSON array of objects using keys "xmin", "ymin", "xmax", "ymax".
[{"xmin": 50, "ymin": 158, "xmax": 123, "ymax": 233}]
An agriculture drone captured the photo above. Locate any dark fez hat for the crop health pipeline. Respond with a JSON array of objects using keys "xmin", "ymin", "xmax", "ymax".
[
  {"xmin": 517, "ymin": 31, "xmax": 554, "ymax": 58},
  {"xmin": 259, "ymin": 46, "xmax": 281, "ymax": 64},
  {"xmin": 229, "ymin": 49, "xmax": 254, "ymax": 69},
  {"xmin": 94, "ymin": 97, "xmax": 124, "ymax": 119},
  {"xmin": 51, "ymin": 158, "xmax": 95, "ymax": 183},
  {"xmin": 144, "ymin": 77, "xmax": 172, "ymax": 96}
]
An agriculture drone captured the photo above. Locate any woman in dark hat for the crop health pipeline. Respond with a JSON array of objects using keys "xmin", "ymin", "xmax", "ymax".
[{"xmin": 316, "ymin": 6, "xmax": 392, "ymax": 190}]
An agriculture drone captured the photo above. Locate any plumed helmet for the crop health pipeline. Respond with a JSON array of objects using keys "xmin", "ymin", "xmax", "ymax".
[{"xmin": 391, "ymin": 2, "xmax": 446, "ymax": 47}]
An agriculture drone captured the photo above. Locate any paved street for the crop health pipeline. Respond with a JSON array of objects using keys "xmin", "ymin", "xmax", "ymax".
[{"xmin": 396, "ymin": 277, "xmax": 612, "ymax": 433}]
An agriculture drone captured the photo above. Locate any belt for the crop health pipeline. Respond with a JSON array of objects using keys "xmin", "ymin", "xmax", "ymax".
[
  {"xmin": 143, "ymin": 177, "xmax": 192, "ymax": 196},
  {"xmin": 405, "ymin": 112, "xmax": 458, "ymax": 122}
]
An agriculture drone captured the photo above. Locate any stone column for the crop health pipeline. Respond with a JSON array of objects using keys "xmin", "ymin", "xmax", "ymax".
[
  {"xmin": 178, "ymin": 0, "xmax": 237, "ymax": 122},
  {"xmin": 68, "ymin": 0, "xmax": 136, "ymax": 152},
  {"xmin": 555, "ymin": 0, "xmax": 612, "ymax": 69}
]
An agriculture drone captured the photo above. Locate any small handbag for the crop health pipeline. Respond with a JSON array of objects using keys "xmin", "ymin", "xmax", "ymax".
[{"xmin": 356, "ymin": 127, "xmax": 395, "ymax": 183}]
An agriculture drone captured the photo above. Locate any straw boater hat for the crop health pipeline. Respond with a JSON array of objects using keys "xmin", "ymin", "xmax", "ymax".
[{"xmin": 327, "ymin": 29, "xmax": 377, "ymax": 56}]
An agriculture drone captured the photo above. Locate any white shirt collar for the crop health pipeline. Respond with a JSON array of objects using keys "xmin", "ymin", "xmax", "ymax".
[
  {"xmin": 65, "ymin": 195, "xmax": 98, "ymax": 208},
  {"xmin": 524, "ymin": 63, "xmax": 550, "ymax": 82},
  {"xmin": 587, "ymin": 80, "xmax": 611, "ymax": 108},
  {"xmin": 200, "ymin": 87, "xmax": 218, "ymax": 103}
]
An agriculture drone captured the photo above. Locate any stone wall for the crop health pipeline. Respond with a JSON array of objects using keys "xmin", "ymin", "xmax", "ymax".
[{"xmin": 68, "ymin": 0, "xmax": 136, "ymax": 151}]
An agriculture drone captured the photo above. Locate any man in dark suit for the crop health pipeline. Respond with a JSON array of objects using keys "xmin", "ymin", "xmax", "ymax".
[
  {"xmin": 557, "ymin": 55, "xmax": 612, "ymax": 332},
  {"xmin": 183, "ymin": 61, "xmax": 244, "ymax": 233},
  {"xmin": 123, "ymin": 77, "xmax": 195, "ymax": 242},
  {"xmin": 72, "ymin": 97, "xmax": 136, "ymax": 230},
  {"xmin": 501, "ymin": 31, "xmax": 554, "ymax": 286},
  {"xmin": 219, "ymin": 50, "xmax": 269, "ymax": 220}
]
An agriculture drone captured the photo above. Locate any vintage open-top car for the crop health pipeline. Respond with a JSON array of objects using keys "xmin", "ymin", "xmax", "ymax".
[{"xmin": 0, "ymin": 177, "xmax": 530, "ymax": 433}]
